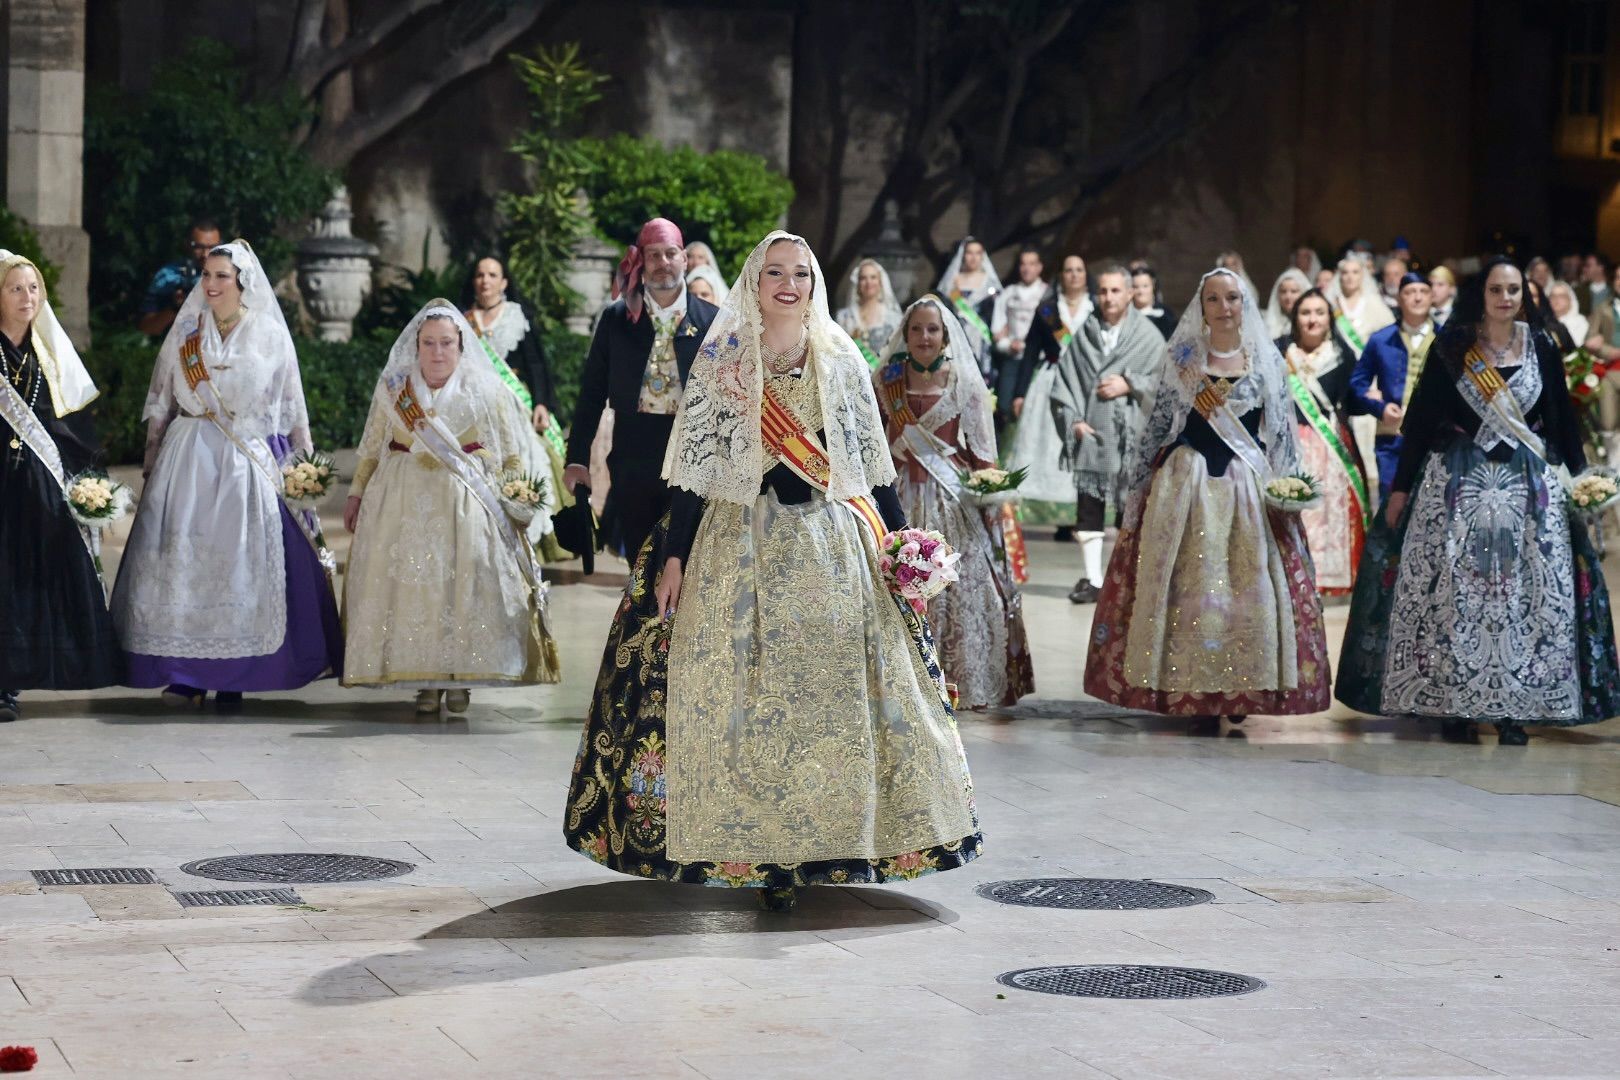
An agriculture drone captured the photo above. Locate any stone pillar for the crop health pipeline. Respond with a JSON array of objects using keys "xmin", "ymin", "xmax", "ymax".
[{"xmin": 3, "ymin": 0, "xmax": 91, "ymax": 348}]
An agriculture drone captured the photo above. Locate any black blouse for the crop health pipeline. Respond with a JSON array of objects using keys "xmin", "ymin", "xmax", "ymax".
[
  {"xmin": 0, "ymin": 331, "xmax": 102, "ymax": 474},
  {"xmin": 1154, "ymin": 376, "xmax": 1266, "ymax": 479},
  {"xmin": 1391, "ymin": 328, "xmax": 1585, "ymax": 494},
  {"xmin": 1273, "ymin": 334, "xmax": 1355, "ymax": 423}
]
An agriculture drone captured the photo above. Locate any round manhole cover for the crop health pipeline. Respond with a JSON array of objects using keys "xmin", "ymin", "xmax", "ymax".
[
  {"xmin": 976, "ymin": 878, "xmax": 1214, "ymax": 910},
  {"xmin": 998, "ymin": 964, "xmax": 1265, "ymax": 999},
  {"xmin": 180, "ymin": 853, "xmax": 415, "ymax": 884}
]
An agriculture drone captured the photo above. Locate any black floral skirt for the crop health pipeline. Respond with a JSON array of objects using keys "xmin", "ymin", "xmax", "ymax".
[{"xmin": 562, "ymin": 514, "xmax": 983, "ymax": 889}]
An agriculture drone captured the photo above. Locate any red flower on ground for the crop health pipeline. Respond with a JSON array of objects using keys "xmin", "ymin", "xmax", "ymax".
[{"xmin": 0, "ymin": 1045, "xmax": 38, "ymax": 1072}]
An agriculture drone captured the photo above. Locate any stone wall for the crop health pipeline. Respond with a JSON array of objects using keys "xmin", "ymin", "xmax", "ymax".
[{"xmin": 4, "ymin": 0, "xmax": 90, "ymax": 345}]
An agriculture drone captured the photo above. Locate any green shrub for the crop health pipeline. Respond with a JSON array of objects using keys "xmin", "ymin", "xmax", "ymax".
[
  {"xmin": 542, "ymin": 324, "xmax": 590, "ymax": 423},
  {"xmin": 84, "ymin": 37, "xmax": 334, "ymax": 316},
  {"xmin": 84, "ymin": 321, "xmax": 388, "ymax": 464},
  {"xmin": 355, "ymin": 243, "xmax": 472, "ymax": 340},
  {"xmin": 296, "ymin": 331, "xmax": 390, "ymax": 451},
  {"xmin": 499, "ymin": 44, "xmax": 607, "ymax": 330},
  {"xmin": 84, "ymin": 323, "xmax": 157, "ymax": 466},
  {"xmin": 0, "ymin": 208, "xmax": 60, "ymax": 297},
  {"xmin": 578, "ymin": 135, "xmax": 794, "ymax": 278}
]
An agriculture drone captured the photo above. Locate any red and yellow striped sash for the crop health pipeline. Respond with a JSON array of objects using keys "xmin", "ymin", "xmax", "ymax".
[
  {"xmin": 760, "ymin": 382, "xmax": 884, "ymax": 546},
  {"xmin": 393, "ymin": 380, "xmax": 427, "ymax": 430},
  {"xmin": 179, "ymin": 330, "xmax": 209, "ymax": 393}
]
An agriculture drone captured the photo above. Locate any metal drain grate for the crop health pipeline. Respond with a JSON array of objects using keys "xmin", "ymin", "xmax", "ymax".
[
  {"xmin": 32, "ymin": 868, "xmax": 156, "ymax": 886},
  {"xmin": 977, "ymin": 878, "xmax": 1214, "ymax": 910},
  {"xmin": 179, "ymin": 853, "xmax": 415, "ymax": 884},
  {"xmin": 998, "ymin": 964, "xmax": 1265, "ymax": 1000},
  {"xmin": 172, "ymin": 888, "xmax": 303, "ymax": 908}
]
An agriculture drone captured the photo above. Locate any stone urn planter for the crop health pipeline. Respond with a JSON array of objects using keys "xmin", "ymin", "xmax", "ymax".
[{"xmin": 297, "ymin": 186, "xmax": 380, "ymax": 342}]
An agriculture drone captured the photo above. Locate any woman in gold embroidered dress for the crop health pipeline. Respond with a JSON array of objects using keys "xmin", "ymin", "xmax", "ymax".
[
  {"xmin": 1083, "ymin": 268, "xmax": 1331, "ymax": 724},
  {"xmin": 563, "ymin": 233, "xmax": 981, "ymax": 911},
  {"xmin": 873, "ymin": 296, "xmax": 1034, "ymax": 709},
  {"xmin": 342, "ymin": 301, "xmax": 559, "ymax": 714}
]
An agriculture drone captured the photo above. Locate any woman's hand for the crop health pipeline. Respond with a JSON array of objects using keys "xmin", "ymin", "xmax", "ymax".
[
  {"xmin": 344, "ymin": 495, "xmax": 362, "ymax": 534},
  {"xmin": 654, "ymin": 556, "xmax": 684, "ymax": 619},
  {"xmin": 1384, "ymin": 491, "xmax": 1408, "ymax": 529}
]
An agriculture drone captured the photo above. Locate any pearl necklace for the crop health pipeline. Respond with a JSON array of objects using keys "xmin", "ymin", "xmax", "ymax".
[{"xmin": 762, "ymin": 327, "xmax": 808, "ymax": 375}]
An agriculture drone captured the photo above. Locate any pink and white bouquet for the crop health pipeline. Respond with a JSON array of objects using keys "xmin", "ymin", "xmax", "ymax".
[{"xmin": 878, "ymin": 528, "xmax": 961, "ymax": 613}]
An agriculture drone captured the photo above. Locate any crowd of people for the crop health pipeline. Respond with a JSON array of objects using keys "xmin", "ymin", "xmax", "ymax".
[{"xmin": 1, "ymin": 216, "xmax": 1618, "ymax": 908}]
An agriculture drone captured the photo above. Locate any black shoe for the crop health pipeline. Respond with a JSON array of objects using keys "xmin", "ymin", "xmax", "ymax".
[
  {"xmin": 1225, "ymin": 715, "xmax": 1246, "ymax": 725},
  {"xmin": 0, "ymin": 692, "xmax": 18, "ymax": 723},
  {"xmin": 1496, "ymin": 723, "xmax": 1529, "ymax": 746},
  {"xmin": 1440, "ymin": 720, "xmax": 1478, "ymax": 743},
  {"xmin": 756, "ymin": 886, "xmax": 798, "ymax": 913},
  {"xmin": 1054, "ymin": 526, "xmax": 1075, "ymax": 543},
  {"xmin": 1068, "ymin": 578, "xmax": 1099, "ymax": 604},
  {"xmin": 215, "ymin": 691, "xmax": 244, "ymax": 711}
]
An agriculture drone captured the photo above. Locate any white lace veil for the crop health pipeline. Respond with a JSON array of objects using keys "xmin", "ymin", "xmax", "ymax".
[
  {"xmin": 874, "ymin": 295, "xmax": 997, "ymax": 465},
  {"xmin": 370, "ymin": 299, "xmax": 527, "ymax": 469},
  {"xmin": 841, "ymin": 258, "xmax": 902, "ymax": 320},
  {"xmin": 663, "ymin": 230, "xmax": 897, "ymax": 506},
  {"xmin": 144, "ymin": 240, "xmax": 309, "ymax": 448},
  {"xmin": 1121, "ymin": 268, "xmax": 1301, "ymax": 529},
  {"xmin": 1264, "ymin": 267, "xmax": 1312, "ymax": 339},
  {"xmin": 0, "ymin": 249, "xmax": 97, "ymax": 416},
  {"xmin": 685, "ymin": 263, "xmax": 730, "ymax": 305},
  {"xmin": 937, "ymin": 237, "xmax": 1003, "ymax": 296}
]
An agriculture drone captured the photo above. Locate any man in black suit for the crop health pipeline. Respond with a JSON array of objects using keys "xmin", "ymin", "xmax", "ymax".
[{"xmin": 563, "ymin": 218, "xmax": 720, "ymax": 561}]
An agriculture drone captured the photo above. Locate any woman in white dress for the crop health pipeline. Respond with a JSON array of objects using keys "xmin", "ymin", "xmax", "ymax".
[
  {"xmin": 835, "ymin": 257, "xmax": 903, "ymax": 368},
  {"xmin": 112, "ymin": 241, "xmax": 341, "ymax": 707},
  {"xmin": 342, "ymin": 301, "xmax": 560, "ymax": 713},
  {"xmin": 873, "ymin": 296, "xmax": 1034, "ymax": 709},
  {"xmin": 1264, "ymin": 267, "xmax": 1311, "ymax": 340}
]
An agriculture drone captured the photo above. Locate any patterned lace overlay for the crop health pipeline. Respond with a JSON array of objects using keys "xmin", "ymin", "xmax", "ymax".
[
  {"xmin": 563, "ymin": 515, "xmax": 983, "ymax": 888},
  {"xmin": 112, "ymin": 419, "xmax": 287, "ymax": 659},
  {"xmin": 665, "ymin": 490, "xmax": 979, "ymax": 864},
  {"xmin": 664, "ymin": 230, "xmax": 896, "ymax": 507},
  {"xmin": 1382, "ymin": 447, "xmax": 1579, "ymax": 721}
]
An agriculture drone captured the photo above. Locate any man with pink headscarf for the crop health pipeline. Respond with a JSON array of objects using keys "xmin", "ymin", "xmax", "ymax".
[{"xmin": 564, "ymin": 218, "xmax": 721, "ymax": 561}]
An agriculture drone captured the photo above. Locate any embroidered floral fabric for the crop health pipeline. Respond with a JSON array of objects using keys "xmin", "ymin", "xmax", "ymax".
[{"xmin": 564, "ymin": 515, "xmax": 983, "ymax": 887}]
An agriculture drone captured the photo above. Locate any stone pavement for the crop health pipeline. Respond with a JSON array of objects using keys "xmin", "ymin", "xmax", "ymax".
[{"xmin": 2, "ymin": 522, "xmax": 1619, "ymax": 1079}]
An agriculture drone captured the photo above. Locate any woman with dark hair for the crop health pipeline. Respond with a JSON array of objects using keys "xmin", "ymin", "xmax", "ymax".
[
  {"xmin": 1337, "ymin": 257, "xmax": 1620, "ymax": 744},
  {"xmin": 465, "ymin": 256, "xmax": 573, "ymax": 557},
  {"xmin": 1276, "ymin": 287, "xmax": 1368, "ymax": 594}
]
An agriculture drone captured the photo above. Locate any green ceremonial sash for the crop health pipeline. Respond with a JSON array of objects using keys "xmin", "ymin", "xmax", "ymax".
[
  {"xmin": 1333, "ymin": 310, "xmax": 1365, "ymax": 353},
  {"xmin": 476, "ymin": 333, "xmax": 535, "ymax": 412},
  {"xmin": 1287, "ymin": 373, "xmax": 1371, "ymax": 528},
  {"xmin": 856, "ymin": 337, "xmax": 882, "ymax": 370},
  {"xmin": 950, "ymin": 289, "xmax": 992, "ymax": 344}
]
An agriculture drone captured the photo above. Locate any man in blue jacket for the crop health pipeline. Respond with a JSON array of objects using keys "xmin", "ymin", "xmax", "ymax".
[{"xmin": 1348, "ymin": 272, "xmax": 1436, "ymax": 503}]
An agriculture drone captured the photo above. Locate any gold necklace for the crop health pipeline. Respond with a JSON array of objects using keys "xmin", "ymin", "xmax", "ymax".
[
  {"xmin": 762, "ymin": 327, "xmax": 808, "ymax": 374},
  {"xmin": 216, "ymin": 306, "xmax": 244, "ymax": 334}
]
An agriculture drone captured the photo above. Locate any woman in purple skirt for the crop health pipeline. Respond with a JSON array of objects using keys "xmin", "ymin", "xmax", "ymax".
[{"xmin": 111, "ymin": 240, "xmax": 341, "ymax": 707}]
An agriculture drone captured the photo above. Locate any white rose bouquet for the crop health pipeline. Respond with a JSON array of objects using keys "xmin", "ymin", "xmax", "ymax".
[
  {"xmin": 1570, "ymin": 467, "xmax": 1619, "ymax": 518},
  {"xmin": 64, "ymin": 471, "xmax": 133, "ymax": 529},
  {"xmin": 281, "ymin": 450, "xmax": 336, "ymax": 511},
  {"xmin": 499, "ymin": 470, "xmax": 549, "ymax": 526},
  {"xmin": 958, "ymin": 465, "xmax": 1028, "ymax": 507},
  {"xmin": 1263, "ymin": 472, "xmax": 1323, "ymax": 512}
]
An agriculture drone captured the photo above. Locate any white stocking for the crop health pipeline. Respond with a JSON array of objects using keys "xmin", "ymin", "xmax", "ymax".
[{"xmin": 1078, "ymin": 530, "xmax": 1104, "ymax": 584}]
